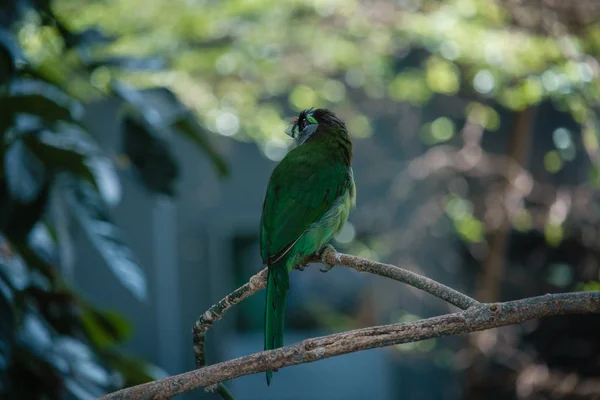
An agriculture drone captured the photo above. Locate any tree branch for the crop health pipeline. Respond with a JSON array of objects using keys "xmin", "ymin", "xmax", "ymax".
[
  {"xmin": 102, "ymin": 291, "xmax": 600, "ymax": 400},
  {"xmin": 313, "ymin": 247, "xmax": 479, "ymax": 310},
  {"xmin": 190, "ymin": 248, "xmax": 478, "ymax": 398}
]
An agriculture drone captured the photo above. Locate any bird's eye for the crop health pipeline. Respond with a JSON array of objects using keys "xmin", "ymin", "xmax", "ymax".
[{"xmin": 300, "ymin": 119, "xmax": 307, "ymax": 129}]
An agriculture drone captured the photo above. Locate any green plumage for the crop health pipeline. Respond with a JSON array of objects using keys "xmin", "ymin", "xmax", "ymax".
[{"xmin": 259, "ymin": 108, "xmax": 355, "ymax": 385}]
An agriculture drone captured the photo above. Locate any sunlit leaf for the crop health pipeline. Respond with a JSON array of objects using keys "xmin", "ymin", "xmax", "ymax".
[{"xmin": 81, "ymin": 304, "xmax": 132, "ymax": 350}]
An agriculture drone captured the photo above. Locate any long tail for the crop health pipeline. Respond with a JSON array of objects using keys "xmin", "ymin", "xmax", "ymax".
[{"xmin": 264, "ymin": 263, "xmax": 289, "ymax": 385}]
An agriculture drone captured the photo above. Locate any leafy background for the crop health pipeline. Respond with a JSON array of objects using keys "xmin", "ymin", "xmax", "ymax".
[{"xmin": 2, "ymin": 0, "xmax": 600, "ymax": 399}]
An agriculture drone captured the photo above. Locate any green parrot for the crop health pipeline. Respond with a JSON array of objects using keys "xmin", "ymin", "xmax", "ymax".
[{"xmin": 260, "ymin": 108, "xmax": 356, "ymax": 385}]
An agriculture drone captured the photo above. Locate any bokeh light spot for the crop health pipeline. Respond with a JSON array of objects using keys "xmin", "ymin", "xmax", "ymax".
[
  {"xmin": 552, "ymin": 128, "xmax": 571, "ymax": 150},
  {"xmin": 543, "ymin": 151, "xmax": 562, "ymax": 173},
  {"xmin": 289, "ymin": 85, "xmax": 317, "ymax": 111},
  {"xmin": 215, "ymin": 111, "xmax": 239, "ymax": 136},
  {"xmin": 473, "ymin": 70, "xmax": 495, "ymax": 94}
]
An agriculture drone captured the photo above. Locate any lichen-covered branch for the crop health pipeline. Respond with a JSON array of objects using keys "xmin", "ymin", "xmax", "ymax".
[
  {"xmin": 192, "ymin": 268, "xmax": 268, "ymax": 368},
  {"xmin": 189, "ymin": 248, "xmax": 477, "ymax": 399},
  {"xmin": 191, "ymin": 268, "xmax": 267, "ymax": 399},
  {"xmin": 101, "ymin": 291, "xmax": 600, "ymax": 400},
  {"xmin": 192, "ymin": 249, "xmax": 477, "ymax": 392},
  {"xmin": 314, "ymin": 247, "xmax": 479, "ymax": 310}
]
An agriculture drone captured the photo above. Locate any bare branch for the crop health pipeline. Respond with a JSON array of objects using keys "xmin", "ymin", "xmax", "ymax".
[
  {"xmin": 102, "ymin": 291, "xmax": 600, "ymax": 400},
  {"xmin": 193, "ymin": 249, "xmax": 478, "ymax": 369},
  {"xmin": 313, "ymin": 247, "xmax": 479, "ymax": 310},
  {"xmin": 191, "ymin": 268, "xmax": 267, "ymax": 398},
  {"xmin": 190, "ymin": 248, "xmax": 477, "ymax": 398},
  {"xmin": 192, "ymin": 268, "xmax": 268, "ymax": 368}
]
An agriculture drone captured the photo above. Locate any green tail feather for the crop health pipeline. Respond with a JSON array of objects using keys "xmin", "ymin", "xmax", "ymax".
[{"xmin": 264, "ymin": 264, "xmax": 289, "ymax": 385}]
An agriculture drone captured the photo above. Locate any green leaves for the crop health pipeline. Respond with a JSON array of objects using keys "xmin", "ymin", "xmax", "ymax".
[
  {"xmin": 66, "ymin": 180, "xmax": 147, "ymax": 300},
  {"xmin": 122, "ymin": 116, "xmax": 179, "ymax": 195},
  {"xmin": 115, "ymin": 84, "xmax": 229, "ymax": 195},
  {"xmin": 80, "ymin": 305, "xmax": 132, "ymax": 350},
  {"xmin": 2, "ymin": 79, "xmax": 84, "ymax": 124},
  {"xmin": 4, "ymin": 140, "xmax": 47, "ymax": 203},
  {"xmin": 0, "ymin": 28, "xmax": 22, "ymax": 86},
  {"xmin": 0, "ymin": 4, "xmax": 234, "ymax": 399}
]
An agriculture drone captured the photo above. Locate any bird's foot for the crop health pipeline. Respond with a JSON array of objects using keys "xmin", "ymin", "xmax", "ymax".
[
  {"xmin": 320, "ymin": 264, "xmax": 335, "ymax": 273},
  {"xmin": 318, "ymin": 244, "xmax": 337, "ymax": 273}
]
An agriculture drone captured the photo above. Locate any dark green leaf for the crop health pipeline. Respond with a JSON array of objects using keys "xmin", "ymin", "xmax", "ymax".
[
  {"xmin": 52, "ymin": 337, "xmax": 117, "ymax": 396},
  {"xmin": 0, "ymin": 148, "xmax": 50, "ymax": 241},
  {"xmin": 28, "ymin": 288, "xmax": 76, "ymax": 335},
  {"xmin": 173, "ymin": 117, "xmax": 229, "ymax": 177},
  {"xmin": 23, "ymin": 126, "xmax": 122, "ymax": 205},
  {"xmin": 66, "ymin": 180, "xmax": 146, "ymax": 299},
  {"xmin": 0, "ymin": 235, "xmax": 30, "ymax": 291},
  {"xmin": 4, "ymin": 139, "xmax": 46, "ymax": 203},
  {"xmin": 102, "ymin": 351, "xmax": 165, "ymax": 387},
  {"xmin": 14, "ymin": 310, "xmax": 116, "ymax": 399},
  {"xmin": 112, "ymin": 83, "xmax": 186, "ymax": 127},
  {"xmin": 0, "ymin": 79, "xmax": 84, "ymax": 125},
  {"xmin": 25, "ymin": 222, "xmax": 58, "ymax": 268},
  {"xmin": 122, "ymin": 116, "xmax": 179, "ymax": 196},
  {"xmin": 6, "ymin": 239, "xmax": 55, "ymax": 285},
  {"xmin": 0, "ymin": 260, "xmax": 15, "ymax": 394},
  {"xmin": 85, "ymin": 56, "xmax": 166, "ymax": 71},
  {"xmin": 55, "ymin": 23, "xmax": 116, "ymax": 49},
  {"xmin": 0, "ymin": 275, "xmax": 14, "ymax": 393},
  {"xmin": 80, "ymin": 304, "xmax": 132, "ymax": 350},
  {"xmin": 118, "ymin": 84, "xmax": 229, "ymax": 176},
  {"xmin": 0, "ymin": 28, "xmax": 24, "ymax": 86}
]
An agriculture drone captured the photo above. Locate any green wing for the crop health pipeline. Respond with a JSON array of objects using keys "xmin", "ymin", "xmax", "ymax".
[{"xmin": 260, "ymin": 148, "xmax": 350, "ymax": 265}]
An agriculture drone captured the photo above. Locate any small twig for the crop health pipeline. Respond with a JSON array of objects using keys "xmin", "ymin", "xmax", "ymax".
[
  {"xmin": 101, "ymin": 291, "xmax": 600, "ymax": 400},
  {"xmin": 191, "ymin": 268, "xmax": 267, "ymax": 398},
  {"xmin": 192, "ymin": 269, "xmax": 268, "ymax": 368}
]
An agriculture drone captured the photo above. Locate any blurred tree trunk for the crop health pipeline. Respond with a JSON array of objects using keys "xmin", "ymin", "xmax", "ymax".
[
  {"xmin": 475, "ymin": 107, "xmax": 536, "ymax": 303},
  {"xmin": 465, "ymin": 107, "xmax": 536, "ymax": 399}
]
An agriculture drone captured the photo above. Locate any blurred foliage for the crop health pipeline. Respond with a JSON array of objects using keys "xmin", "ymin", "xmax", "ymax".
[
  {"xmin": 45, "ymin": 0, "xmax": 600, "ymax": 287},
  {"xmin": 45, "ymin": 0, "xmax": 600, "ymax": 157},
  {"xmin": 0, "ymin": 0, "xmax": 228, "ymax": 398},
  {"xmin": 0, "ymin": 0, "xmax": 599, "ymax": 398}
]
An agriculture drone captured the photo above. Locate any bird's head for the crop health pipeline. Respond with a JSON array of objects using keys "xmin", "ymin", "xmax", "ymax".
[
  {"xmin": 285, "ymin": 108, "xmax": 348, "ymax": 145},
  {"xmin": 285, "ymin": 108, "xmax": 319, "ymax": 145}
]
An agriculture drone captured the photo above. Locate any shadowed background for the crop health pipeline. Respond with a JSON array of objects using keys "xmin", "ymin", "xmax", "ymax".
[{"xmin": 1, "ymin": 0, "xmax": 600, "ymax": 399}]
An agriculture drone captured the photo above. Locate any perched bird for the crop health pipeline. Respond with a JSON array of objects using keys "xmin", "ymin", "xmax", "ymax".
[{"xmin": 259, "ymin": 108, "xmax": 356, "ymax": 385}]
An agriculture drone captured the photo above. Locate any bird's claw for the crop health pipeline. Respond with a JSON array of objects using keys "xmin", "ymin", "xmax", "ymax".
[
  {"xmin": 296, "ymin": 264, "xmax": 308, "ymax": 271},
  {"xmin": 318, "ymin": 244, "xmax": 337, "ymax": 272},
  {"xmin": 319, "ymin": 263, "xmax": 335, "ymax": 273}
]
